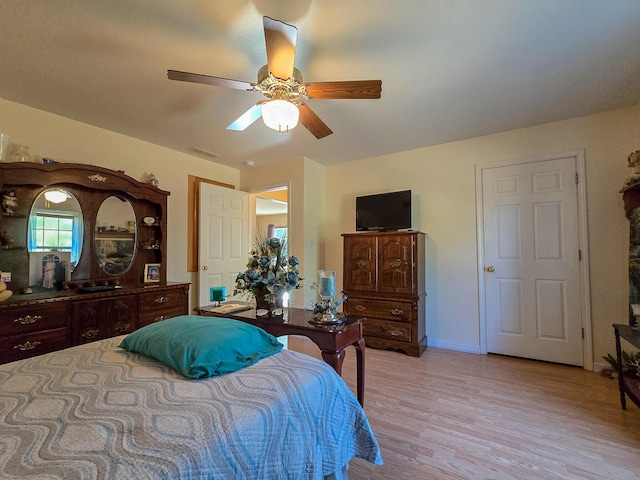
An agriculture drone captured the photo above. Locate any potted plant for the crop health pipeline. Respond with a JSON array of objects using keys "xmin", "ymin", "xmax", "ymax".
[{"xmin": 602, "ymin": 350, "xmax": 640, "ymax": 377}]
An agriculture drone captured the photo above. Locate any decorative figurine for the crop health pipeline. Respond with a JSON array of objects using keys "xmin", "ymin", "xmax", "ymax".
[
  {"xmin": 0, "ymin": 231, "xmax": 15, "ymax": 248},
  {"xmin": 2, "ymin": 190, "xmax": 17, "ymax": 215},
  {"xmin": 625, "ymin": 150, "xmax": 640, "ymax": 187},
  {"xmin": 43, "ymin": 257, "xmax": 56, "ymax": 288},
  {"xmin": 147, "ymin": 173, "xmax": 159, "ymax": 187},
  {"xmin": 0, "ymin": 280, "xmax": 13, "ymax": 303}
]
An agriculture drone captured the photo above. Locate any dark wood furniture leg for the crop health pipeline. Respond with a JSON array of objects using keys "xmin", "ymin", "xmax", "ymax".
[
  {"xmin": 353, "ymin": 337, "xmax": 365, "ymax": 407},
  {"xmin": 321, "ymin": 348, "xmax": 346, "ymax": 375},
  {"xmin": 320, "ymin": 339, "xmax": 365, "ymax": 407},
  {"xmin": 614, "ymin": 326, "xmax": 627, "ymax": 410}
]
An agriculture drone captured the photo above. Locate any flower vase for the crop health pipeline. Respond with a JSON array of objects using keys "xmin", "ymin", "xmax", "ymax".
[
  {"xmin": 9, "ymin": 144, "xmax": 31, "ymax": 163},
  {"xmin": 254, "ymin": 286, "xmax": 283, "ymax": 316}
]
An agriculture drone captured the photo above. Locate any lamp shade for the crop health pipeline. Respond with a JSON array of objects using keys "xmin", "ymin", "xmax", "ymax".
[
  {"xmin": 44, "ymin": 189, "xmax": 67, "ymax": 204},
  {"xmin": 262, "ymin": 100, "xmax": 299, "ymax": 133}
]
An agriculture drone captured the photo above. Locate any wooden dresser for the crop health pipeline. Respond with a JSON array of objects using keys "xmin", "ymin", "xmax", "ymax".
[
  {"xmin": 342, "ymin": 231, "xmax": 426, "ymax": 357},
  {"xmin": 0, "ymin": 283, "xmax": 189, "ymax": 364},
  {"xmin": 0, "ymin": 162, "xmax": 190, "ymax": 365}
]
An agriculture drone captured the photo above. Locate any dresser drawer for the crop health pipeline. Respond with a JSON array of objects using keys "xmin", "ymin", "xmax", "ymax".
[
  {"xmin": 138, "ymin": 288, "xmax": 188, "ymax": 328},
  {"xmin": 139, "ymin": 290, "xmax": 186, "ymax": 313},
  {"xmin": 0, "ymin": 302, "xmax": 69, "ymax": 336},
  {"xmin": 363, "ymin": 319, "xmax": 411, "ymax": 342},
  {"xmin": 138, "ymin": 307, "xmax": 186, "ymax": 328},
  {"xmin": 0, "ymin": 328, "xmax": 69, "ymax": 363},
  {"xmin": 345, "ymin": 297, "xmax": 412, "ymax": 323}
]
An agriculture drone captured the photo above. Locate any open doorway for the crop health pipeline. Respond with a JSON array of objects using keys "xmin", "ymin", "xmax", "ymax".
[
  {"xmin": 252, "ymin": 186, "xmax": 288, "ymax": 244},
  {"xmin": 250, "ymin": 186, "xmax": 289, "ymax": 303}
]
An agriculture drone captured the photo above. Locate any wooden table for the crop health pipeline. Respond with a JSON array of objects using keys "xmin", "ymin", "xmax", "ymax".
[{"xmin": 196, "ymin": 305, "xmax": 366, "ymax": 406}]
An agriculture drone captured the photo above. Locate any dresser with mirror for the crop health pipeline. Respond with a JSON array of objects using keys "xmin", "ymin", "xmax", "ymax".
[{"xmin": 0, "ymin": 162, "xmax": 189, "ymax": 364}]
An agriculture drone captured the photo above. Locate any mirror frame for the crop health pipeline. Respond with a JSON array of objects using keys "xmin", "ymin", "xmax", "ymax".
[{"xmin": 0, "ymin": 162, "xmax": 168, "ymax": 291}]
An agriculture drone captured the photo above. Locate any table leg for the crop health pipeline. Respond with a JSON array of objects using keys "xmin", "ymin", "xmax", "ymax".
[
  {"xmin": 353, "ymin": 337, "xmax": 365, "ymax": 407},
  {"xmin": 321, "ymin": 349, "xmax": 346, "ymax": 376}
]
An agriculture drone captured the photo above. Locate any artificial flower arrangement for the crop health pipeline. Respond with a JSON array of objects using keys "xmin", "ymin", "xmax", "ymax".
[{"xmin": 234, "ymin": 232, "xmax": 303, "ymax": 307}]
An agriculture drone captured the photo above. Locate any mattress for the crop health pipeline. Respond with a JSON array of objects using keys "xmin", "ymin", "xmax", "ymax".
[{"xmin": 0, "ymin": 335, "xmax": 382, "ymax": 479}]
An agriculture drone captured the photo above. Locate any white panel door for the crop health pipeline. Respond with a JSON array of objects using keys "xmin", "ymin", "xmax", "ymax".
[
  {"xmin": 198, "ymin": 183, "xmax": 249, "ymax": 307},
  {"xmin": 482, "ymin": 156, "xmax": 583, "ymax": 366}
]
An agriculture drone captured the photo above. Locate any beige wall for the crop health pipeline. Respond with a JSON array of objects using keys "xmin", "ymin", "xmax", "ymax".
[
  {"xmin": 0, "ymin": 97, "xmax": 241, "ymax": 309},
  {"xmin": 256, "ymin": 214, "xmax": 287, "ymax": 232},
  {"xmin": 325, "ymin": 105, "xmax": 640, "ymax": 368}
]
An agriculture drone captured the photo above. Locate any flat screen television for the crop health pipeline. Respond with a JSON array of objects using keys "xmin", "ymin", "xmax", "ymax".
[{"xmin": 356, "ymin": 190, "xmax": 412, "ymax": 232}]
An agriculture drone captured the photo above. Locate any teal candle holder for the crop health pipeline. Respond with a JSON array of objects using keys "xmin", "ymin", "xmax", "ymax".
[
  {"xmin": 317, "ymin": 270, "xmax": 338, "ymax": 322},
  {"xmin": 210, "ymin": 286, "xmax": 226, "ymax": 306}
]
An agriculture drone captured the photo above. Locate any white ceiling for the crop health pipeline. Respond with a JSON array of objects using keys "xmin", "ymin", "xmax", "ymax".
[
  {"xmin": 256, "ymin": 196, "xmax": 287, "ymax": 215},
  {"xmin": 1, "ymin": 1, "xmax": 639, "ymax": 170}
]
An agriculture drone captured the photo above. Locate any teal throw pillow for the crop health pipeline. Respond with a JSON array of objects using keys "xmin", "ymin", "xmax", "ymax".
[{"xmin": 119, "ymin": 315, "xmax": 283, "ymax": 378}]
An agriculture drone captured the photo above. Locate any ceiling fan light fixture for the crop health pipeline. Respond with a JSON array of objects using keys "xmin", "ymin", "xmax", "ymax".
[
  {"xmin": 262, "ymin": 99, "xmax": 299, "ymax": 133},
  {"xmin": 44, "ymin": 189, "xmax": 68, "ymax": 204}
]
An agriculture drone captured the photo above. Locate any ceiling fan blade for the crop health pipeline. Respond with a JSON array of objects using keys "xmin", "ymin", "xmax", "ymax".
[
  {"xmin": 263, "ymin": 16, "xmax": 297, "ymax": 80},
  {"xmin": 297, "ymin": 102, "xmax": 333, "ymax": 139},
  {"xmin": 305, "ymin": 80, "xmax": 382, "ymax": 99},
  {"xmin": 167, "ymin": 70, "xmax": 255, "ymax": 91},
  {"xmin": 227, "ymin": 102, "xmax": 266, "ymax": 131}
]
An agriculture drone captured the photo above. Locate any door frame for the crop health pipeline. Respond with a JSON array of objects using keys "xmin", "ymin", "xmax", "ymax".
[{"xmin": 475, "ymin": 150, "xmax": 593, "ymax": 370}]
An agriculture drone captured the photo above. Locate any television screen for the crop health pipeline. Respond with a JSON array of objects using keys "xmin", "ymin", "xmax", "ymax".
[{"xmin": 356, "ymin": 190, "xmax": 412, "ymax": 232}]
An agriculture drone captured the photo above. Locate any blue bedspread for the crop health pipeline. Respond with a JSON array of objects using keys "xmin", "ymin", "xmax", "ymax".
[{"xmin": 0, "ymin": 335, "xmax": 382, "ymax": 479}]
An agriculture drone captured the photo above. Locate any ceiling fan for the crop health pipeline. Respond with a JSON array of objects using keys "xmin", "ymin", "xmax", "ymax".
[{"xmin": 167, "ymin": 16, "xmax": 382, "ymax": 139}]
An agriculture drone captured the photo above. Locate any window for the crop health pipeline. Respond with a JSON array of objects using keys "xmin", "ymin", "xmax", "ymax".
[
  {"xmin": 29, "ymin": 209, "xmax": 83, "ymax": 267},
  {"xmin": 31, "ymin": 213, "xmax": 74, "ymax": 252},
  {"xmin": 274, "ymin": 227, "xmax": 288, "ymax": 256}
]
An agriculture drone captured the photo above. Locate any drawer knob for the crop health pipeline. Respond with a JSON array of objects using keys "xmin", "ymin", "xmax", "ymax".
[
  {"xmin": 155, "ymin": 296, "xmax": 169, "ymax": 304},
  {"xmin": 155, "ymin": 315, "xmax": 167, "ymax": 322},
  {"xmin": 354, "ymin": 304, "xmax": 367, "ymax": 311},
  {"xmin": 390, "ymin": 308, "xmax": 404, "ymax": 316},
  {"xmin": 81, "ymin": 328, "xmax": 100, "ymax": 340},
  {"xmin": 355, "ymin": 260, "xmax": 367, "ymax": 268},
  {"xmin": 14, "ymin": 315, "xmax": 42, "ymax": 325},
  {"xmin": 390, "ymin": 259, "xmax": 402, "ymax": 268},
  {"xmin": 389, "ymin": 329, "xmax": 403, "ymax": 337},
  {"xmin": 14, "ymin": 340, "xmax": 41, "ymax": 351}
]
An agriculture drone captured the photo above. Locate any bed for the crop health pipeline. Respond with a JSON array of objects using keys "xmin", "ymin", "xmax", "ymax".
[{"xmin": 0, "ymin": 316, "xmax": 382, "ymax": 479}]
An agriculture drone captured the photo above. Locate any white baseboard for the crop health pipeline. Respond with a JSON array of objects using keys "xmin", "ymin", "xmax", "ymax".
[
  {"xmin": 427, "ymin": 339, "xmax": 608, "ymax": 373},
  {"xmin": 426, "ymin": 338, "xmax": 482, "ymax": 354},
  {"xmin": 593, "ymin": 361, "xmax": 613, "ymax": 373}
]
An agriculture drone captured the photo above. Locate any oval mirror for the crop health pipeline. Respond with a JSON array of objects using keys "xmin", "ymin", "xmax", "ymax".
[
  {"xmin": 28, "ymin": 188, "xmax": 83, "ymax": 289},
  {"xmin": 95, "ymin": 196, "xmax": 137, "ymax": 275}
]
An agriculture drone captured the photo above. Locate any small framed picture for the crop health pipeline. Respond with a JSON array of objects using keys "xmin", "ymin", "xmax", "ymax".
[{"xmin": 144, "ymin": 263, "xmax": 161, "ymax": 283}]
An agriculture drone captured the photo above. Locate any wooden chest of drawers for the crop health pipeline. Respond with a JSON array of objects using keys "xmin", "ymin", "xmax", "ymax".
[
  {"xmin": 343, "ymin": 231, "xmax": 427, "ymax": 357},
  {"xmin": 0, "ymin": 301, "xmax": 70, "ymax": 363}
]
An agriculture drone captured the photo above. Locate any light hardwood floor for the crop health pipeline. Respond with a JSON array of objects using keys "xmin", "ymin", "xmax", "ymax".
[{"xmin": 287, "ymin": 337, "xmax": 640, "ymax": 480}]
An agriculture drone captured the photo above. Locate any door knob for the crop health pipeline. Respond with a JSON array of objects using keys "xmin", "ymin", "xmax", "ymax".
[
  {"xmin": 201, "ymin": 265, "xmax": 208, "ymax": 270},
  {"xmin": 486, "ymin": 266, "xmax": 495, "ymax": 272}
]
